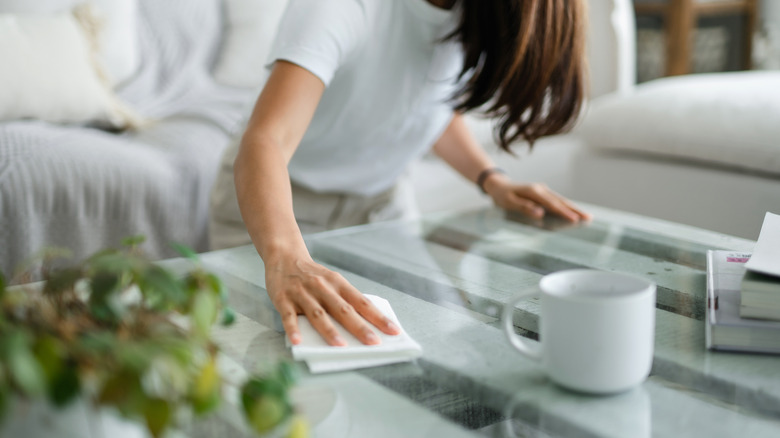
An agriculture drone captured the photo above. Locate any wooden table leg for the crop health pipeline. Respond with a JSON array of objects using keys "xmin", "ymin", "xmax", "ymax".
[{"xmin": 665, "ymin": 0, "xmax": 695, "ymax": 76}]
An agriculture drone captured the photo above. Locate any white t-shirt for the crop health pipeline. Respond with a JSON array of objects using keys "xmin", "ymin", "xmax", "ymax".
[{"xmin": 268, "ymin": 0, "xmax": 463, "ymax": 196}]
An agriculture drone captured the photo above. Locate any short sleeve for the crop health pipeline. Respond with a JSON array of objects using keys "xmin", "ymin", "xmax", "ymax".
[{"xmin": 266, "ymin": 0, "xmax": 368, "ymax": 86}]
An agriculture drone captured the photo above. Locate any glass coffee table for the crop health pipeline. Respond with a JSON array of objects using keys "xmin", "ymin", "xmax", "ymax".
[{"xmin": 172, "ymin": 204, "xmax": 780, "ymax": 437}]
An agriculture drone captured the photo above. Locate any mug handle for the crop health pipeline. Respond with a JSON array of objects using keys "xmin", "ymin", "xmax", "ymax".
[{"xmin": 502, "ymin": 288, "xmax": 543, "ymax": 362}]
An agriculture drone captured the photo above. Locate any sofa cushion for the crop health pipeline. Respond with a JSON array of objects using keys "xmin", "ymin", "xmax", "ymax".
[
  {"xmin": 0, "ymin": 0, "xmax": 140, "ymax": 87},
  {"xmin": 0, "ymin": 9, "xmax": 138, "ymax": 127},
  {"xmin": 577, "ymin": 71, "xmax": 780, "ymax": 176}
]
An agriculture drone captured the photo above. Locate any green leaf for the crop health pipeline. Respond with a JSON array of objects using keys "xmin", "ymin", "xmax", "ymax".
[
  {"xmin": 191, "ymin": 357, "xmax": 221, "ymax": 415},
  {"xmin": 240, "ymin": 371, "xmax": 295, "ymax": 435},
  {"xmin": 170, "ymin": 242, "xmax": 198, "ymax": 261},
  {"xmin": 4, "ymin": 332, "xmax": 47, "ymax": 396},
  {"xmin": 98, "ymin": 372, "xmax": 134, "ymax": 405},
  {"xmin": 205, "ymin": 273, "xmax": 226, "ymax": 300},
  {"xmin": 0, "ymin": 384, "xmax": 8, "ymax": 424},
  {"xmin": 192, "ymin": 356, "xmax": 219, "ymax": 400},
  {"xmin": 116, "ymin": 343, "xmax": 154, "ymax": 372},
  {"xmin": 122, "ymin": 235, "xmax": 146, "ymax": 248},
  {"xmin": 287, "ymin": 414, "xmax": 309, "ymax": 438},
  {"xmin": 221, "ymin": 307, "xmax": 236, "ymax": 326},
  {"xmin": 155, "ymin": 337, "xmax": 195, "ymax": 365},
  {"xmin": 143, "ymin": 398, "xmax": 172, "ymax": 438},
  {"xmin": 140, "ymin": 265, "xmax": 185, "ymax": 309},
  {"xmin": 49, "ymin": 365, "xmax": 80, "ymax": 407},
  {"xmin": 88, "ymin": 252, "xmax": 146, "ymax": 277},
  {"xmin": 79, "ymin": 332, "xmax": 116, "ymax": 352},
  {"xmin": 87, "ymin": 266, "xmax": 131, "ymax": 324},
  {"xmin": 274, "ymin": 362, "xmax": 298, "ymax": 389},
  {"xmin": 180, "ymin": 272, "xmax": 203, "ymax": 308},
  {"xmin": 0, "ymin": 271, "xmax": 6, "ymax": 298},
  {"xmin": 98, "ymin": 370, "xmax": 147, "ymax": 419},
  {"xmin": 192, "ymin": 291, "xmax": 218, "ymax": 336},
  {"xmin": 33, "ymin": 336, "xmax": 64, "ymax": 382},
  {"xmin": 193, "ymin": 391, "xmax": 220, "ymax": 416},
  {"xmin": 90, "ymin": 271, "xmax": 120, "ymax": 300},
  {"xmin": 88, "ymin": 277, "xmax": 123, "ymax": 324},
  {"xmin": 85, "ymin": 248, "xmax": 119, "ymax": 264},
  {"xmin": 244, "ymin": 395, "xmax": 289, "ymax": 435},
  {"xmin": 143, "ymin": 355, "xmax": 190, "ymax": 399},
  {"xmin": 43, "ymin": 267, "xmax": 82, "ymax": 296},
  {"xmin": 241, "ymin": 377, "xmax": 288, "ymax": 406}
]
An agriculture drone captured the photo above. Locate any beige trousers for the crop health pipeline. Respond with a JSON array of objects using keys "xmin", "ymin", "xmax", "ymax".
[{"xmin": 209, "ymin": 136, "xmax": 419, "ymax": 251}]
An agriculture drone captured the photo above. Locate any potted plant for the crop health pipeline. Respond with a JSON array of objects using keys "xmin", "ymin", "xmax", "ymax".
[{"xmin": 0, "ymin": 237, "xmax": 307, "ymax": 438}]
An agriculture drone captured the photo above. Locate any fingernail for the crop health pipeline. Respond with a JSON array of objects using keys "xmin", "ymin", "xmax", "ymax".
[
  {"xmin": 332, "ymin": 335, "xmax": 347, "ymax": 346},
  {"xmin": 387, "ymin": 321, "xmax": 400, "ymax": 333},
  {"xmin": 365, "ymin": 331, "xmax": 380, "ymax": 345},
  {"xmin": 290, "ymin": 333, "xmax": 301, "ymax": 345}
]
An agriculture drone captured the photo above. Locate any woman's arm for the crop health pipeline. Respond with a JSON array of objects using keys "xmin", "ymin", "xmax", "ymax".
[
  {"xmin": 432, "ymin": 113, "xmax": 591, "ymax": 222},
  {"xmin": 234, "ymin": 61, "xmax": 400, "ymax": 347}
]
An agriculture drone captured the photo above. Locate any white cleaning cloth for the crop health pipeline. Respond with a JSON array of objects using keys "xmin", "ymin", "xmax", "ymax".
[{"xmin": 290, "ymin": 295, "xmax": 423, "ymax": 373}]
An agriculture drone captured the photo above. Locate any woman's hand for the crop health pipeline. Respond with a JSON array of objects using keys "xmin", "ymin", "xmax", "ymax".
[
  {"xmin": 483, "ymin": 172, "xmax": 592, "ymax": 222},
  {"xmin": 232, "ymin": 61, "xmax": 400, "ymax": 347},
  {"xmin": 264, "ymin": 251, "xmax": 401, "ymax": 347}
]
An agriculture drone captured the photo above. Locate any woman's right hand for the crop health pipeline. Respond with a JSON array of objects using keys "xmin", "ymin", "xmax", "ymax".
[
  {"xmin": 231, "ymin": 61, "xmax": 399, "ymax": 346},
  {"xmin": 264, "ymin": 252, "xmax": 401, "ymax": 346}
]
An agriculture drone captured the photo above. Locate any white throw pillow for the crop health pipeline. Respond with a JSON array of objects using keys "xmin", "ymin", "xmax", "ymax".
[
  {"xmin": 213, "ymin": 0, "xmax": 290, "ymax": 89},
  {"xmin": 0, "ymin": 10, "xmax": 138, "ymax": 127},
  {"xmin": 577, "ymin": 71, "xmax": 780, "ymax": 175},
  {"xmin": 0, "ymin": 0, "xmax": 140, "ymax": 86}
]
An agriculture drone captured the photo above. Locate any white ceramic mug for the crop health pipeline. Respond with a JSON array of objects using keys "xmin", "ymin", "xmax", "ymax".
[{"xmin": 502, "ymin": 269, "xmax": 656, "ymax": 394}]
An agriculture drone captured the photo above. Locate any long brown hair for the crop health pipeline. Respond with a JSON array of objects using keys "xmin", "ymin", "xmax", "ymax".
[{"xmin": 448, "ymin": 0, "xmax": 587, "ymax": 152}]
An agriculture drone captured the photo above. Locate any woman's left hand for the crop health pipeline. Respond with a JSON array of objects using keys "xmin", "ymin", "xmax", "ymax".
[{"xmin": 483, "ymin": 173, "xmax": 592, "ymax": 223}]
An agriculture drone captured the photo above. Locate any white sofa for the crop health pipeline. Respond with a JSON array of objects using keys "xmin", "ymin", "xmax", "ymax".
[
  {"xmin": 569, "ymin": 70, "xmax": 780, "ymax": 241},
  {"xmin": 413, "ymin": 0, "xmax": 780, "ymax": 241}
]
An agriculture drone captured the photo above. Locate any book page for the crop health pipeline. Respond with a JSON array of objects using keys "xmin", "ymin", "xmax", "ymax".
[
  {"xmin": 710, "ymin": 250, "xmax": 780, "ymax": 329},
  {"xmin": 744, "ymin": 212, "xmax": 780, "ymax": 277},
  {"xmin": 710, "ymin": 250, "xmax": 750, "ymax": 325}
]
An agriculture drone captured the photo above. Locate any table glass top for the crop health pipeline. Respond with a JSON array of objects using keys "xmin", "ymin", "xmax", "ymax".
[{"xmin": 177, "ymin": 205, "xmax": 780, "ymax": 437}]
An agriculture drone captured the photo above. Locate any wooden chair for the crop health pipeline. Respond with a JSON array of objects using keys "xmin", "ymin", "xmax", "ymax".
[{"xmin": 633, "ymin": 0, "xmax": 758, "ymax": 76}]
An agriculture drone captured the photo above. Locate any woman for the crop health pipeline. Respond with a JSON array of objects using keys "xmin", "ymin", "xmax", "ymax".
[{"xmin": 210, "ymin": 0, "xmax": 591, "ymax": 347}]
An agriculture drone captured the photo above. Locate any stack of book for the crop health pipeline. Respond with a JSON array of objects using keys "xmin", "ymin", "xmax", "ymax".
[
  {"xmin": 740, "ymin": 270, "xmax": 780, "ymax": 321},
  {"xmin": 740, "ymin": 212, "xmax": 780, "ymax": 322},
  {"xmin": 706, "ymin": 212, "xmax": 780, "ymax": 354}
]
